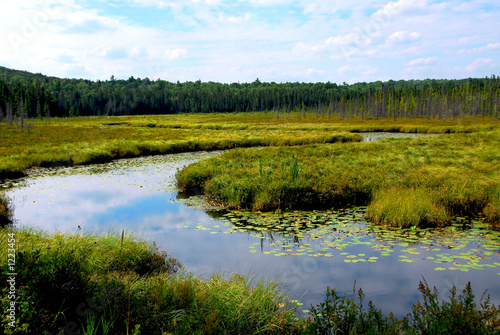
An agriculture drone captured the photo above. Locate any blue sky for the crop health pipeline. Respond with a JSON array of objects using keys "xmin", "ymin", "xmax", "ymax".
[{"xmin": 0, "ymin": 0, "xmax": 499, "ymax": 83}]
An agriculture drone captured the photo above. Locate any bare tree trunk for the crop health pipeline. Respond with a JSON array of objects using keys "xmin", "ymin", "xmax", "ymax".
[{"xmin": 6, "ymin": 103, "xmax": 13, "ymax": 126}]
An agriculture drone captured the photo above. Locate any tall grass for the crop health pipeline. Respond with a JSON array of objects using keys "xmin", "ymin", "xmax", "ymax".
[
  {"xmin": 366, "ymin": 188, "xmax": 451, "ymax": 228},
  {"xmin": 0, "ymin": 229, "xmax": 300, "ymax": 334},
  {"xmin": 177, "ymin": 129, "xmax": 500, "ymax": 227}
]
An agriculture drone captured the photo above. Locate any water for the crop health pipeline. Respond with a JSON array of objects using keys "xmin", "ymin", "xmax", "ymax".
[
  {"xmin": 4, "ymin": 151, "xmax": 500, "ymax": 317},
  {"xmin": 358, "ymin": 132, "xmax": 437, "ymax": 141}
]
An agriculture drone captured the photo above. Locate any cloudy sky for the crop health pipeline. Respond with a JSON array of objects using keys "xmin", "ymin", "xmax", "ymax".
[{"xmin": 0, "ymin": 0, "xmax": 499, "ymax": 83}]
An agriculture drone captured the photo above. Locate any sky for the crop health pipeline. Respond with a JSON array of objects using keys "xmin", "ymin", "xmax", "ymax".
[{"xmin": 0, "ymin": 0, "xmax": 499, "ymax": 84}]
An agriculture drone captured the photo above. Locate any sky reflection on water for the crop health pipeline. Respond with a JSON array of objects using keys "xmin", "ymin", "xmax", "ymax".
[{"xmin": 5, "ymin": 152, "xmax": 500, "ymax": 317}]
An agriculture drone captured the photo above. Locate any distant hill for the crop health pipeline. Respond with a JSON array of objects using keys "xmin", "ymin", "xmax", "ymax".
[{"xmin": 0, "ymin": 65, "xmax": 498, "ymax": 119}]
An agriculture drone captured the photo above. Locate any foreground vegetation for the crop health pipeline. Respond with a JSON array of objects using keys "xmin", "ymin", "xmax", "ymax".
[
  {"xmin": 177, "ymin": 121, "xmax": 500, "ymax": 228},
  {"xmin": 1, "ymin": 229, "xmax": 499, "ymax": 334},
  {"xmin": 0, "ymin": 229, "xmax": 299, "ymax": 334}
]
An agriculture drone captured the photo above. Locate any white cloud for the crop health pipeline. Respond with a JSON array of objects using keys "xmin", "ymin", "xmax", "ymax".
[
  {"xmin": 458, "ymin": 43, "xmax": 500, "ymax": 55},
  {"xmin": 408, "ymin": 57, "xmax": 438, "ymax": 66},
  {"xmin": 338, "ymin": 65, "xmax": 378, "ymax": 76},
  {"xmin": 387, "ymin": 31, "xmax": 421, "ymax": 44},
  {"xmin": 465, "ymin": 58, "xmax": 493, "ymax": 72},
  {"xmin": 164, "ymin": 49, "xmax": 188, "ymax": 60}
]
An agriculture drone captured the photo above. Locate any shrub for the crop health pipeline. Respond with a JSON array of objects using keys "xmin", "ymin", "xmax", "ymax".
[
  {"xmin": 305, "ymin": 280, "xmax": 500, "ymax": 335},
  {"xmin": 0, "ymin": 193, "xmax": 13, "ymax": 228}
]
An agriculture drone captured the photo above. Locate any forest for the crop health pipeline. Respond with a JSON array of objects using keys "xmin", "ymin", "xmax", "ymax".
[{"xmin": 0, "ymin": 65, "xmax": 499, "ymax": 121}]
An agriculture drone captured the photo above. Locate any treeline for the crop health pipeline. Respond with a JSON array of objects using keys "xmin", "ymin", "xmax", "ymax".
[{"xmin": 0, "ymin": 66, "xmax": 499, "ymax": 120}]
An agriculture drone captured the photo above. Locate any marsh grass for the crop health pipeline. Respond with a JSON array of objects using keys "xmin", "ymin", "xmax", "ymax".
[
  {"xmin": 366, "ymin": 188, "xmax": 451, "ymax": 228},
  {"xmin": 0, "ymin": 229, "xmax": 300, "ymax": 335},
  {"xmin": 177, "ymin": 127, "xmax": 500, "ymax": 227},
  {"xmin": 2, "ymin": 113, "xmax": 500, "ymax": 180}
]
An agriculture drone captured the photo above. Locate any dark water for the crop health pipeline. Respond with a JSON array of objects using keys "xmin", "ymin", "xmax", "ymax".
[{"xmin": 4, "ymin": 151, "xmax": 500, "ymax": 317}]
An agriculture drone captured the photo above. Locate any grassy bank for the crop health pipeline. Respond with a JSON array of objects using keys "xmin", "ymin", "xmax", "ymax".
[
  {"xmin": 1, "ymin": 229, "xmax": 499, "ymax": 334},
  {"xmin": 0, "ymin": 229, "xmax": 300, "ymax": 334},
  {"xmin": 0, "ymin": 113, "xmax": 364, "ymax": 180},
  {"xmin": 177, "ymin": 128, "xmax": 500, "ymax": 228},
  {"xmin": 2, "ymin": 113, "xmax": 499, "ymax": 180}
]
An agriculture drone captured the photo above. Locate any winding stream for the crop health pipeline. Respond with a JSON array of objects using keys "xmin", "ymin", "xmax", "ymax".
[{"xmin": 3, "ymin": 147, "xmax": 500, "ymax": 317}]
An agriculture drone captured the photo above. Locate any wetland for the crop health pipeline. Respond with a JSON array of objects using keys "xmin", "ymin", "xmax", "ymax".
[
  {"xmin": 4, "ymin": 148, "xmax": 500, "ymax": 318},
  {"xmin": 1, "ymin": 113, "xmax": 499, "ymax": 333}
]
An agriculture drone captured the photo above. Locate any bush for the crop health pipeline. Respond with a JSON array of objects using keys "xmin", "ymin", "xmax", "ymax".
[
  {"xmin": 0, "ymin": 193, "xmax": 14, "ymax": 228},
  {"xmin": 303, "ymin": 286, "xmax": 402, "ymax": 335},
  {"xmin": 304, "ymin": 280, "xmax": 500, "ymax": 335},
  {"xmin": 406, "ymin": 280, "xmax": 500, "ymax": 335}
]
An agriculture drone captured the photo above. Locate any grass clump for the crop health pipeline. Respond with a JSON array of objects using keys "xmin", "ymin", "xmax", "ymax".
[
  {"xmin": 365, "ymin": 188, "xmax": 451, "ymax": 228},
  {"xmin": 0, "ymin": 229, "xmax": 300, "ymax": 335}
]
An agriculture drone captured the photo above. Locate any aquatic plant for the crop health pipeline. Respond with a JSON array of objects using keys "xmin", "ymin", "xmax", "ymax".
[{"xmin": 193, "ymin": 208, "xmax": 500, "ymax": 273}]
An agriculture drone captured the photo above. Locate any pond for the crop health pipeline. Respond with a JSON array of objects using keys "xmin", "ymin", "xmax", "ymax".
[{"xmin": 3, "ymin": 151, "xmax": 500, "ymax": 318}]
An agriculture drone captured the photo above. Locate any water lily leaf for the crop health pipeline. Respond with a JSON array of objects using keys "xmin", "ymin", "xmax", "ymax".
[
  {"xmin": 434, "ymin": 267, "xmax": 446, "ymax": 271},
  {"xmin": 400, "ymin": 259, "xmax": 415, "ymax": 263}
]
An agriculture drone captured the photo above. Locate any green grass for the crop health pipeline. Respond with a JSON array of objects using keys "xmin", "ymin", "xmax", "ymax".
[
  {"xmin": 0, "ymin": 229, "xmax": 299, "ymax": 334},
  {"xmin": 2, "ymin": 112, "xmax": 499, "ymax": 180},
  {"xmin": 366, "ymin": 187, "xmax": 452, "ymax": 228},
  {"xmin": 0, "ymin": 113, "xmax": 366, "ymax": 179},
  {"xmin": 177, "ymin": 127, "xmax": 500, "ymax": 228}
]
